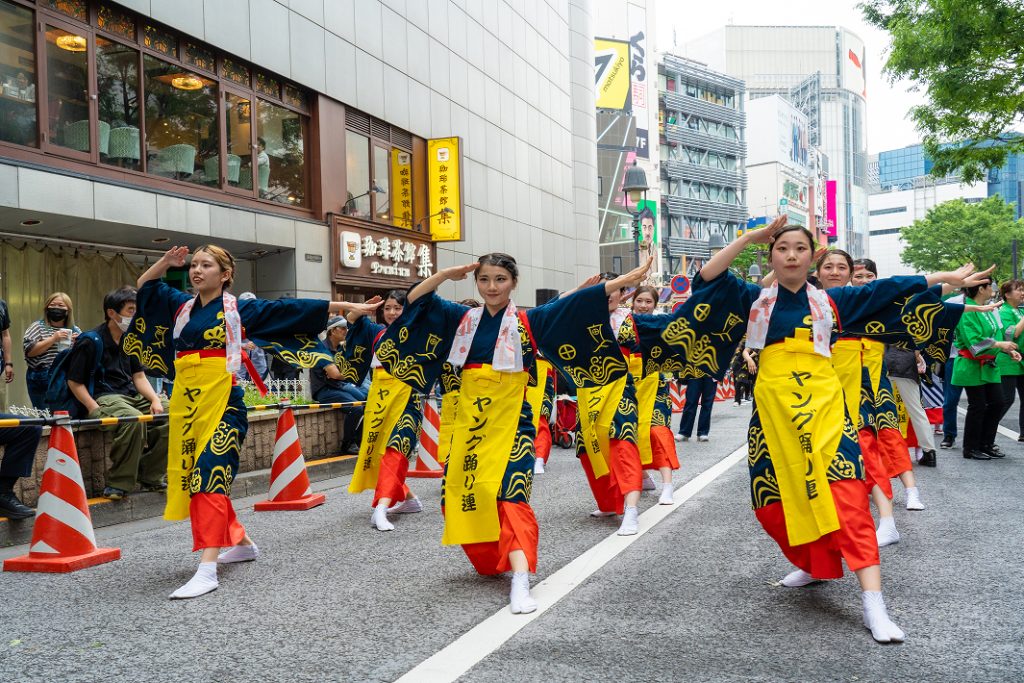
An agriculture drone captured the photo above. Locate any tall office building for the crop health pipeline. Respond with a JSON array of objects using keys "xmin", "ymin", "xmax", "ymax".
[
  {"xmin": 657, "ymin": 53, "xmax": 746, "ymax": 275},
  {"xmin": 684, "ymin": 25, "xmax": 870, "ymax": 256}
]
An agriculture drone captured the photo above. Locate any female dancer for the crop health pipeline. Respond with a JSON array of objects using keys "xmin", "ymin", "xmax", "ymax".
[
  {"xmin": 996, "ymin": 280, "xmax": 1024, "ymax": 432},
  {"xmin": 344, "ymin": 290, "xmax": 424, "ymax": 530},
  {"xmin": 377, "ymin": 253, "xmax": 650, "ymax": 613},
  {"xmin": 666, "ymin": 219, "xmax": 989, "ymax": 642},
  {"xmin": 627, "ymin": 285, "xmax": 679, "ymax": 505},
  {"xmin": 954, "ymin": 280, "xmax": 1020, "ymax": 459},
  {"xmin": 128, "ymin": 245, "xmax": 378, "ymax": 599}
]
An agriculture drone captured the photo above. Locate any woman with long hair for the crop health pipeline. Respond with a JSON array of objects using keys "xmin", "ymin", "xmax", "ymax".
[
  {"xmin": 128, "ymin": 245, "xmax": 379, "ymax": 599},
  {"xmin": 376, "ymin": 252, "xmax": 650, "ymax": 613},
  {"xmin": 343, "ymin": 289, "xmax": 426, "ymax": 530},
  {"xmin": 23, "ymin": 292, "xmax": 81, "ymax": 409},
  {"xmin": 662, "ymin": 218, "xmax": 989, "ymax": 642}
]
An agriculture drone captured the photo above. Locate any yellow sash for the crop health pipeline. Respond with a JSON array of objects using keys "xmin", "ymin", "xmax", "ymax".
[
  {"xmin": 576, "ymin": 374, "xmax": 628, "ymax": 479},
  {"xmin": 166, "ymin": 354, "xmax": 233, "ymax": 521},
  {"xmin": 349, "ymin": 368, "xmax": 413, "ymax": 494},
  {"xmin": 861, "ymin": 338, "xmax": 885, "ymax": 394},
  {"xmin": 524, "ymin": 359, "xmax": 552, "ymax": 432},
  {"xmin": 631, "ymin": 356, "xmax": 657, "ymax": 466},
  {"xmin": 755, "ymin": 329, "xmax": 842, "ymax": 546},
  {"xmin": 436, "ymin": 391, "xmax": 460, "ymax": 467},
  {"xmin": 442, "ymin": 366, "xmax": 528, "ymax": 545},
  {"xmin": 831, "ymin": 338, "xmax": 862, "ymax": 430}
]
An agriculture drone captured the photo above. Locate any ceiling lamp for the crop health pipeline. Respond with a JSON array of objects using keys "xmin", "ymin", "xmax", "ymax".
[
  {"xmin": 55, "ymin": 34, "xmax": 87, "ymax": 52},
  {"xmin": 171, "ymin": 75, "xmax": 204, "ymax": 91}
]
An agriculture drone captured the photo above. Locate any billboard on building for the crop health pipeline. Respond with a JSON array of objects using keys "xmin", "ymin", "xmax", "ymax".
[
  {"xmin": 824, "ymin": 180, "xmax": 838, "ymax": 238},
  {"xmin": 746, "ymin": 95, "xmax": 810, "ymax": 174},
  {"xmin": 841, "ymin": 30, "xmax": 867, "ymax": 99},
  {"xmin": 594, "ymin": 38, "xmax": 631, "ymax": 110}
]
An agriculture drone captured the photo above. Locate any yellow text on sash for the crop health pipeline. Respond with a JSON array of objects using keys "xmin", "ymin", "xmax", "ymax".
[
  {"xmin": 755, "ymin": 330, "xmax": 842, "ymax": 546},
  {"xmin": 165, "ymin": 354, "xmax": 233, "ymax": 521},
  {"xmin": 442, "ymin": 366, "xmax": 528, "ymax": 546},
  {"xmin": 349, "ymin": 368, "xmax": 413, "ymax": 494},
  {"xmin": 576, "ymin": 374, "xmax": 628, "ymax": 479}
]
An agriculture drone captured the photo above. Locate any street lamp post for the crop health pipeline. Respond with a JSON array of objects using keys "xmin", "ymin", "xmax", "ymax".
[{"xmin": 622, "ymin": 161, "xmax": 650, "ymax": 269}]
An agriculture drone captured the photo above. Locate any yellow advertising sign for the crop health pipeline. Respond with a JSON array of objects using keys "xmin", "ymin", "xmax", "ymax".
[
  {"xmin": 391, "ymin": 148, "xmax": 413, "ymax": 229},
  {"xmin": 594, "ymin": 38, "xmax": 631, "ymax": 110},
  {"xmin": 427, "ymin": 137, "xmax": 463, "ymax": 242}
]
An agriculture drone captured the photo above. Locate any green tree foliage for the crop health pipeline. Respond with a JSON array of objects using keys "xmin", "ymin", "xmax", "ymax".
[
  {"xmin": 862, "ymin": 0, "xmax": 1024, "ymax": 182},
  {"xmin": 899, "ymin": 196, "xmax": 1024, "ymax": 279},
  {"xmin": 731, "ymin": 244, "xmax": 769, "ymax": 279}
]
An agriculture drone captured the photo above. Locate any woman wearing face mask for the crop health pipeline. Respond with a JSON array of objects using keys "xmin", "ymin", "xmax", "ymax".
[
  {"xmin": 127, "ymin": 245, "xmax": 379, "ymax": 599},
  {"xmin": 661, "ymin": 217, "xmax": 990, "ymax": 643},
  {"xmin": 376, "ymin": 252, "xmax": 651, "ymax": 613},
  {"xmin": 23, "ymin": 292, "xmax": 81, "ymax": 410},
  {"xmin": 343, "ymin": 289, "xmax": 427, "ymax": 530}
]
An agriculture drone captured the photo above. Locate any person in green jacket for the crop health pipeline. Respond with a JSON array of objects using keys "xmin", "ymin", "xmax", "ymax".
[
  {"xmin": 953, "ymin": 281, "xmax": 1020, "ymax": 460},
  {"xmin": 997, "ymin": 280, "xmax": 1024, "ymax": 439}
]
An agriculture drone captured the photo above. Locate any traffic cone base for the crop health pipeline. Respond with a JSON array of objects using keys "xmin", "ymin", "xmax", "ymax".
[
  {"xmin": 254, "ymin": 492, "xmax": 325, "ymax": 512},
  {"xmin": 409, "ymin": 398, "xmax": 443, "ymax": 478},
  {"xmin": 256, "ymin": 407, "xmax": 327, "ymax": 511},
  {"xmin": 4, "ymin": 547, "xmax": 120, "ymax": 574}
]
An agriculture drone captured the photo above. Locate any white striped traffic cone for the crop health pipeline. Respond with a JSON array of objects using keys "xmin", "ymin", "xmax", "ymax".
[
  {"xmin": 254, "ymin": 408, "xmax": 325, "ymax": 511},
  {"xmin": 715, "ymin": 375, "xmax": 735, "ymax": 402},
  {"xmin": 408, "ymin": 398, "xmax": 442, "ymax": 478},
  {"xmin": 4, "ymin": 415, "xmax": 120, "ymax": 573},
  {"xmin": 669, "ymin": 382, "xmax": 686, "ymax": 413}
]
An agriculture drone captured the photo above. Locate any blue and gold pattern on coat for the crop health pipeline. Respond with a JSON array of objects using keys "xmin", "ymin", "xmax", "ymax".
[
  {"xmin": 386, "ymin": 391, "xmax": 425, "ymax": 461},
  {"xmin": 651, "ymin": 376, "xmax": 672, "ymax": 427},
  {"xmin": 540, "ymin": 370, "xmax": 555, "ymax": 420},
  {"xmin": 747, "ymin": 399, "xmax": 863, "ymax": 511},
  {"xmin": 341, "ymin": 317, "xmax": 383, "ymax": 385},
  {"xmin": 190, "ymin": 386, "xmax": 248, "ymax": 496}
]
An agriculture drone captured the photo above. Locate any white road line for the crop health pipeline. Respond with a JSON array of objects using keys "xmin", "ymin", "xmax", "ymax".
[
  {"xmin": 394, "ymin": 444, "xmax": 749, "ymax": 683},
  {"xmin": 956, "ymin": 406, "xmax": 1020, "ymax": 441}
]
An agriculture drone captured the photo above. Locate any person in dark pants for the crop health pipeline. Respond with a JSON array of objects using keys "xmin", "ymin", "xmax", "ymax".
[
  {"xmin": 678, "ymin": 373, "xmax": 717, "ymax": 442},
  {"xmin": 310, "ymin": 316, "xmax": 367, "ymax": 455},
  {"xmin": 996, "ymin": 280, "xmax": 1024, "ymax": 439},
  {"xmin": 0, "ymin": 415, "xmax": 42, "ymax": 519},
  {"xmin": 940, "ymin": 293, "xmax": 965, "ymax": 449}
]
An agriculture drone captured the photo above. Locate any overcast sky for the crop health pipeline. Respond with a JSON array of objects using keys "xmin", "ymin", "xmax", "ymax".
[{"xmin": 654, "ymin": 0, "xmax": 927, "ymax": 155}]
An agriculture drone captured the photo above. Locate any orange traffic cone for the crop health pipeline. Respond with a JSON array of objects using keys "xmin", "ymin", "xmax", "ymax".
[
  {"xmin": 254, "ymin": 407, "xmax": 326, "ymax": 511},
  {"xmin": 407, "ymin": 398, "xmax": 442, "ymax": 478},
  {"xmin": 715, "ymin": 375, "xmax": 735, "ymax": 402},
  {"xmin": 4, "ymin": 415, "xmax": 120, "ymax": 573}
]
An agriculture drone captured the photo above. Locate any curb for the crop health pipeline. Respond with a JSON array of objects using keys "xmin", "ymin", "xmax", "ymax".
[{"xmin": 0, "ymin": 453, "xmax": 358, "ymax": 548}]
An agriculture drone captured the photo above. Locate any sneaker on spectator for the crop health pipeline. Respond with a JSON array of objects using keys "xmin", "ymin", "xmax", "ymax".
[
  {"xmin": 673, "ymin": 434, "xmax": 684, "ymax": 442},
  {"xmin": 697, "ymin": 435, "xmax": 710, "ymax": 442},
  {"xmin": 103, "ymin": 486, "xmax": 128, "ymax": 500}
]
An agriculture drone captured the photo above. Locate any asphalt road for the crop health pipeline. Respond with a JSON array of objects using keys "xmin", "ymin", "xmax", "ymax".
[{"xmin": 1, "ymin": 400, "xmax": 1021, "ymax": 683}]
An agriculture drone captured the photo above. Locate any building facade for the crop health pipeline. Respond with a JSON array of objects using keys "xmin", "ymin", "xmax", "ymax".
[
  {"xmin": 656, "ymin": 53, "xmax": 746, "ymax": 276},
  {"xmin": 0, "ymin": 0, "xmax": 598, "ymax": 406},
  {"xmin": 684, "ymin": 25, "xmax": 870, "ymax": 256}
]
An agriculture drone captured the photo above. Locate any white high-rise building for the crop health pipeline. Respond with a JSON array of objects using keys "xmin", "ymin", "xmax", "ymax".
[{"xmin": 683, "ymin": 25, "xmax": 870, "ymax": 256}]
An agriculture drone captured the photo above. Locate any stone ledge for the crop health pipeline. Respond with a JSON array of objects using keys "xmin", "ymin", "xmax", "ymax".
[{"xmin": 0, "ymin": 453, "xmax": 357, "ymax": 547}]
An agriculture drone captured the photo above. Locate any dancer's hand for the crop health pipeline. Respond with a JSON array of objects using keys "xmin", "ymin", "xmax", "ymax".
[
  {"xmin": 161, "ymin": 246, "xmax": 189, "ymax": 267},
  {"xmin": 606, "ymin": 254, "xmax": 654, "ymax": 293},
  {"xmin": 442, "ymin": 263, "xmax": 479, "ymax": 281},
  {"xmin": 745, "ymin": 215, "xmax": 788, "ymax": 245}
]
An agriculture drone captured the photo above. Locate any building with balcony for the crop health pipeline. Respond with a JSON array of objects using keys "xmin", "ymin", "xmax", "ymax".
[{"xmin": 657, "ymin": 53, "xmax": 746, "ymax": 275}]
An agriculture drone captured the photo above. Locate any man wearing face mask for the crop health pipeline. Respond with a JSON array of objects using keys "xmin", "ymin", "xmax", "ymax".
[{"xmin": 66, "ymin": 286, "xmax": 169, "ymax": 500}]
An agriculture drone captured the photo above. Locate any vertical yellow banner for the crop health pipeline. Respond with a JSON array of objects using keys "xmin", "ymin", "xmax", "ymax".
[
  {"xmin": 427, "ymin": 137, "xmax": 463, "ymax": 242},
  {"xmin": 391, "ymin": 149, "xmax": 413, "ymax": 229}
]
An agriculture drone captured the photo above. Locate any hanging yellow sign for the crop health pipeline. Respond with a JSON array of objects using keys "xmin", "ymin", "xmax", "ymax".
[
  {"xmin": 427, "ymin": 137, "xmax": 463, "ymax": 242},
  {"xmin": 391, "ymin": 148, "xmax": 413, "ymax": 229},
  {"xmin": 594, "ymin": 38, "xmax": 631, "ymax": 110}
]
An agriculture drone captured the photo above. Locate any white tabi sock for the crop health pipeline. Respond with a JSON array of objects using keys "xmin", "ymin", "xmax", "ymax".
[
  {"xmin": 590, "ymin": 509, "xmax": 617, "ymax": 517},
  {"xmin": 509, "ymin": 571, "xmax": 538, "ymax": 614},
  {"xmin": 534, "ymin": 458, "xmax": 545, "ymax": 474},
  {"xmin": 388, "ymin": 497, "xmax": 423, "ymax": 514},
  {"xmin": 642, "ymin": 473, "xmax": 657, "ymax": 490},
  {"xmin": 876, "ymin": 516, "xmax": 900, "ymax": 548},
  {"xmin": 779, "ymin": 569, "xmax": 819, "ymax": 587},
  {"xmin": 905, "ymin": 487, "xmax": 924, "ymax": 511},
  {"xmin": 617, "ymin": 506, "xmax": 639, "ymax": 536},
  {"xmin": 217, "ymin": 542, "xmax": 260, "ymax": 564},
  {"xmin": 371, "ymin": 502, "xmax": 395, "ymax": 531},
  {"xmin": 169, "ymin": 561, "xmax": 219, "ymax": 599},
  {"xmin": 862, "ymin": 591, "xmax": 906, "ymax": 643},
  {"xmin": 658, "ymin": 483, "xmax": 674, "ymax": 505}
]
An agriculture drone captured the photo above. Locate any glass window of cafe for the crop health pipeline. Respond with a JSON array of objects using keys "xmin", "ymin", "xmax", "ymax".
[
  {"xmin": 343, "ymin": 113, "xmax": 415, "ymax": 229},
  {"xmin": 0, "ymin": 0, "xmax": 312, "ymax": 208}
]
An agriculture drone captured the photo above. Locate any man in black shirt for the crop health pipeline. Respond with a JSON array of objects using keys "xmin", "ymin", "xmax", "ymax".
[{"xmin": 67, "ymin": 287, "xmax": 168, "ymax": 499}]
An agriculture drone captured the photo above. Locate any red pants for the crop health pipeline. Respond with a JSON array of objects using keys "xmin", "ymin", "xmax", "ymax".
[
  {"xmin": 190, "ymin": 493, "xmax": 246, "ymax": 551},
  {"xmin": 373, "ymin": 448, "xmax": 410, "ymax": 507},
  {"xmin": 535, "ymin": 417, "xmax": 552, "ymax": 463},
  {"xmin": 878, "ymin": 427, "xmax": 913, "ymax": 478},
  {"xmin": 579, "ymin": 439, "xmax": 643, "ymax": 514},
  {"xmin": 754, "ymin": 479, "xmax": 880, "ymax": 579},
  {"xmin": 461, "ymin": 501, "xmax": 539, "ymax": 575},
  {"xmin": 643, "ymin": 426, "xmax": 680, "ymax": 471},
  {"xmin": 857, "ymin": 428, "xmax": 894, "ymax": 499}
]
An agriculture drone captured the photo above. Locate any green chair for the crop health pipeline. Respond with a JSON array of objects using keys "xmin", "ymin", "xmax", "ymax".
[
  {"xmin": 203, "ymin": 154, "xmax": 241, "ymax": 184},
  {"xmin": 63, "ymin": 120, "xmax": 109, "ymax": 154},
  {"xmin": 108, "ymin": 126, "xmax": 140, "ymax": 162},
  {"xmin": 150, "ymin": 143, "xmax": 197, "ymax": 178},
  {"xmin": 238, "ymin": 163, "xmax": 270, "ymax": 193}
]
